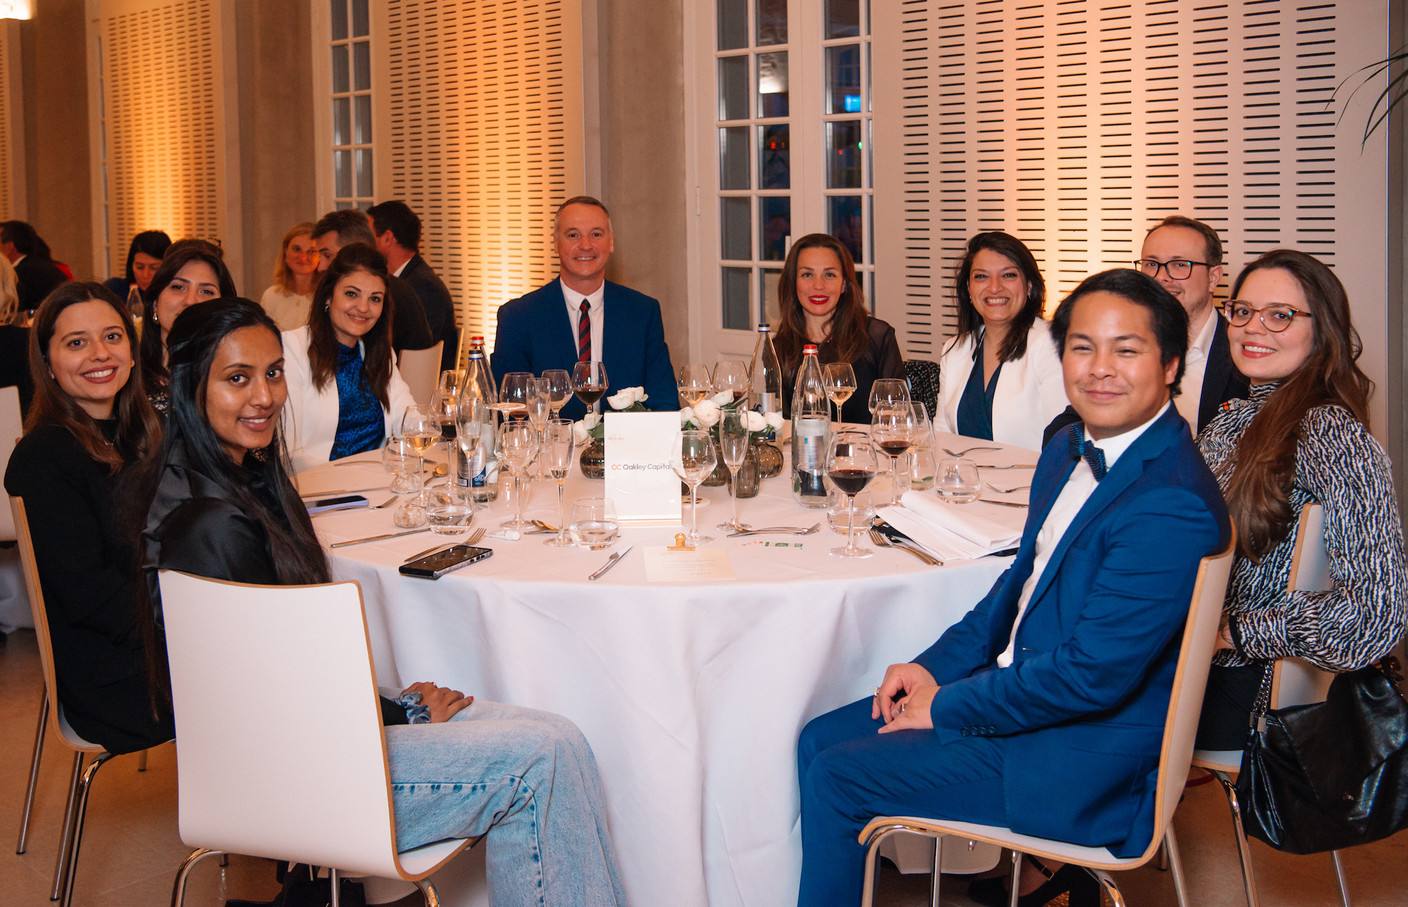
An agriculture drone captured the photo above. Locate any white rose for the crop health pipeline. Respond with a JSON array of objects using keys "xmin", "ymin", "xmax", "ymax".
[
  {"xmin": 607, "ymin": 389, "xmax": 635, "ymax": 410},
  {"xmin": 711, "ymin": 390, "xmax": 734, "ymax": 406},
  {"xmin": 572, "ymin": 422, "xmax": 590, "ymax": 444},
  {"xmin": 693, "ymin": 399, "xmax": 721, "ymax": 428},
  {"xmin": 632, "ymin": 387, "xmax": 648, "ymax": 404},
  {"xmin": 679, "ymin": 406, "xmax": 695, "ymax": 426},
  {"xmin": 583, "ymin": 412, "xmax": 602, "ymax": 430},
  {"xmin": 765, "ymin": 411, "xmax": 784, "ymax": 431},
  {"xmin": 745, "ymin": 410, "xmax": 767, "ymax": 433}
]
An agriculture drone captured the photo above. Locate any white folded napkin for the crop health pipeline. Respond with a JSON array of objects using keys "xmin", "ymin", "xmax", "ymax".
[{"xmin": 878, "ymin": 491, "xmax": 1024, "ymax": 560}]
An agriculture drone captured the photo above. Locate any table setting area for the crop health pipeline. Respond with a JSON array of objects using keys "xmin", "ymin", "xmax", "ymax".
[{"xmin": 293, "ymin": 359, "xmax": 1039, "ymax": 907}]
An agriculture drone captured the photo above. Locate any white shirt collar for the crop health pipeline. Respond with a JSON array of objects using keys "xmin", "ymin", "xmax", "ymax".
[
  {"xmin": 561, "ymin": 278, "xmax": 605, "ymax": 311},
  {"xmin": 1085, "ymin": 401, "xmax": 1173, "ymax": 472},
  {"xmin": 1188, "ymin": 306, "xmax": 1218, "ymax": 360}
]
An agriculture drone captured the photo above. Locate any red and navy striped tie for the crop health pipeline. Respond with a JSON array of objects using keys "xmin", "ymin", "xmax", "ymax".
[{"xmin": 577, "ymin": 299, "xmax": 591, "ymax": 363}]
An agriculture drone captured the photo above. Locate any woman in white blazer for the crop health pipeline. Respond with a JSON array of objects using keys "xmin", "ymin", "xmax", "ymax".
[
  {"xmin": 282, "ymin": 244, "xmax": 416, "ymax": 473},
  {"xmin": 935, "ymin": 231, "xmax": 1069, "ymax": 451}
]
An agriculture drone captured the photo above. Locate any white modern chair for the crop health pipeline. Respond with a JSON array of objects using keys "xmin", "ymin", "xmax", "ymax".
[
  {"xmin": 159, "ymin": 570, "xmax": 471, "ymax": 907},
  {"xmin": 10, "ymin": 496, "xmax": 120, "ymax": 907},
  {"xmin": 397, "ymin": 340, "xmax": 445, "ymax": 404},
  {"xmin": 858, "ymin": 532, "xmax": 1237, "ymax": 907},
  {"xmin": 1190, "ymin": 503, "xmax": 1349, "ymax": 907},
  {"xmin": 0, "ymin": 384, "xmax": 20, "ymax": 541}
]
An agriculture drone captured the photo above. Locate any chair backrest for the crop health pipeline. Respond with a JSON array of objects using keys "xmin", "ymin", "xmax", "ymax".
[
  {"xmin": 397, "ymin": 341, "xmax": 444, "ymax": 404},
  {"xmin": 10, "ymin": 496, "xmax": 104, "ymax": 752},
  {"xmin": 159, "ymin": 570, "xmax": 407, "ymax": 878},
  {"xmin": 1144, "ymin": 529, "xmax": 1238, "ymax": 861},
  {"xmin": 0, "ymin": 385, "xmax": 23, "ymax": 539},
  {"xmin": 1271, "ymin": 503, "xmax": 1335, "ymax": 709},
  {"xmin": 904, "ymin": 359, "xmax": 939, "ymax": 423}
]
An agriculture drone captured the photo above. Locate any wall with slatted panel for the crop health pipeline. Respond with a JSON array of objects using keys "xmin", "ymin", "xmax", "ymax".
[
  {"xmin": 0, "ymin": 22, "xmax": 23, "ymax": 222},
  {"xmin": 873, "ymin": 0, "xmax": 1390, "ymax": 434},
  {"xmin": 372, "ymin": 0, "xmax": 586, "ymax": 362}
]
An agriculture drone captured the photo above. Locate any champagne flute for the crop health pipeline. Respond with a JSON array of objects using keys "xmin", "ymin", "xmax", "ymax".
[
  {"xmin": 541, "ymin": 418, "xmax": 576, "ymax": 547},
  {"xmin": 827, "ymin": 428, "xmax": 879, "ymax": 558},
  {"xmin": 712, "ymin": 359, "xmax": 751, "ymax": 408},
  {"xmin": 571, "ymin": 360, "xmax": 609, "ymax": 414},
  {"xmin": 871, "ymin": 402, "xmax": 918, "ymax": 506},
  {"xmin": 716, "ymin": 408, "xmax": 749, "ymax": 531},
  {"xmin": 496, "ymin": 420, "xmax": 539, "ymax": 530},
  {"xmin": 822, "ymin": 362, "xmax": 858, "ymax": 425},
  {"xmin": 496, "ymin": 371, "xmax": 534, "ymax": 420},
  {"xmin": 524, "ymin": 377, "xmax": 552, "ymax": 478},
  {"xmin": 541, "ymin": 368, "xmax": 572, "ymax": 417},
  {"xmin": 673, "ymin": 429, "xmax": 718, "ymax": 543},
  {"xmin": 677, "ymin": 364, "xmax": 714, "ymax": 408},
  {"xmin": 400, "ymin": 404, "xmax": 439, "ymax": 502},
  {"xmin": 868, "ymin": 378, "xmax": 910, "ymax": 417}
]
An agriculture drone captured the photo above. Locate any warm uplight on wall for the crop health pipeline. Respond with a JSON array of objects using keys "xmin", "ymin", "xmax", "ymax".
[{"xmin": 0, "ymin": 1, "xmax": 32, "ymax": 20}]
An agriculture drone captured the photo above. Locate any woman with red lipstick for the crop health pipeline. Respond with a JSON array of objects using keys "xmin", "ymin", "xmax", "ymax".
[
  {"xmin": 1194, "ymin": 249, "xmax": 1406, "ymax": 748},
  {"xmin": 4, "ymin": 282, "xmax": 173, "ymax": 753},
  {"xmin": 774, "ymin": 233, "xmax": 903, "ymax": 423},
  {"xmin": 281, "ymin": 243, "xmax": 415, "ymax": 472}
]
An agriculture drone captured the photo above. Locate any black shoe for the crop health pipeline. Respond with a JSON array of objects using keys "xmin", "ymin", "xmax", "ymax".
[{"xmin": 966, "ymin": 862, "xmax": 1100, "ymax": 907}]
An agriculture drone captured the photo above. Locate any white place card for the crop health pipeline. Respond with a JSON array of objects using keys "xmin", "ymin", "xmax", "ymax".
[
  {"xmin": 603, "ymin": 412, "xmax": 684, "ymax": 525},
  {"xmin": 642, "ymin": 546, "xmax": 736, "ymax": 582}
]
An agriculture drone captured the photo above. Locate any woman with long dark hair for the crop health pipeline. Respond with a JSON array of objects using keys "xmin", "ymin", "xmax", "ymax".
[
  {"xmin": 772, "ymin": 233, "xmax": 904, "ymax": 422},
  {"xmin": 934, "ymin": 231, "xmax": 1068, "ymax": 449},
  {"xmin": 259, "ymin": 221, "xmax": 319, "ymax": 331},
  {"xmin": 1195, "ymin": 249, "xmax": 1407, "ymax": 747},
  {"xmin": 140, "ymin": 298, "xmax": 624, "ymax": 902},
  {"xmin": 102, "ymin": 229, "xmax": 172, "ymax": 304},
  {"xmin": 281, "ymin": 243, "xmax": 414, "ymax": 471},
  {"xmin": 139, "ymin": 238, "xmax": 237, "ymax": 407},
  {"xmin": 3, "ymin": 282, "xmax": 171, "ymax": 753}
]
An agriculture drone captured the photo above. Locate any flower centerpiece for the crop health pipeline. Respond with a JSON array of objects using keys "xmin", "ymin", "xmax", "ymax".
[
  {"xmin": 679, "ymin": 391, "xmax": 785, "ymax": 494},
  {"xmin": 573, "ymin": 386, "xmax": 650, "ymax": 478}
]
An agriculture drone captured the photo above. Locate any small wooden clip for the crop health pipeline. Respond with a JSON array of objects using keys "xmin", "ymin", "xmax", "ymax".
[{"xmin": 668, "ymin": 532, "xmax": 694, "ymax": 551}]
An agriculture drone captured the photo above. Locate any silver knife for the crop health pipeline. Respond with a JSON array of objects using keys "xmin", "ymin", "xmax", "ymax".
[
  {"xmin": 331, "ymin": 527, "xmax": 434, "ymax": 548},
  {"xmin": 588, "ymin": 545, "xmax": 634, "ymax": 581},
  {"xmin": 299, "ymin": 486, "xmax": 387, "ymax": 498}
]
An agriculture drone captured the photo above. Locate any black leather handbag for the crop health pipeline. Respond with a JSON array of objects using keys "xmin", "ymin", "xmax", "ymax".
[{"xmin": 1236, "ymin": 657, "xmax": 1408, "ymax": 854}]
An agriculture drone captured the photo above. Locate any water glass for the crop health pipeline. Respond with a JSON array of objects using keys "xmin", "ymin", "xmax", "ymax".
[
  {"xmin": 383, "ymin": 436, "xmax": 423, "ymax": 495},
  {"xmin": 826, "ymin": 488, "xmax": 876, "ymax": 536},
  {"xmin": 937, "ymin": 457, "xmax": 982, "ymax": 503},
  {"xmin": 425, "ymin": 487, "xmax": 475, "ymax": 534},
  {"xmin": 569, "ymin": 497, "xmax": 620, "ymax": 550}
]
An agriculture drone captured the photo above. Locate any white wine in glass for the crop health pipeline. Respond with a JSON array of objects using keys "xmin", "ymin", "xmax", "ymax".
[{"xmin": 822, "ymin": 362, "xmax": 858, "ymax": 424}]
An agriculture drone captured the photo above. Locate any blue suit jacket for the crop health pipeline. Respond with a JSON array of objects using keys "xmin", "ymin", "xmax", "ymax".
[
  {"xmin": 490, "ymin": 278, "xmax": 678, "ymax": 421},
  {"xmin": 914, "ymin": 405, "xmax": 1230, "ymax": 857}
]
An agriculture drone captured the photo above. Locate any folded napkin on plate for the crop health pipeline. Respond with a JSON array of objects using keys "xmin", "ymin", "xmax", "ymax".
[{"xmin": 878, "ymin": 491, "xmax": 1024, "ymax": 560}]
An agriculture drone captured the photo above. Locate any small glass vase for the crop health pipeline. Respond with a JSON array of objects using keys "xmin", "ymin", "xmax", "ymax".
[
  {"xmin": 701, "ymin": 436, "xmax": 731, "ymax": 487},
  {"xmin": 754, "ymin": 439, "xmax": 784, "ymax": 479},
  {"xmin": 579, "ymin": 437, "xmax": 606, "ymax": 479},
  {"xmin": 733, "ymin": 442, "xmax": 761, "ymax": 498}
]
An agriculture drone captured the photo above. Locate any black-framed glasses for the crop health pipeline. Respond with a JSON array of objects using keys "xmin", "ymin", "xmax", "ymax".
[
  {"xmin": 1134, "ymin": 259, "xmax": 1212, "ymax": 280},
  {"xmin": 1221, "ymin": 301, "xmax": 1314, "ymax": 332}
]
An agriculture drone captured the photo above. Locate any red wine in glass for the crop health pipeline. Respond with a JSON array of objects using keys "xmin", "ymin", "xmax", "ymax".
[
  {"xmin": 828, "ymin": 467, "xmax": 876, "ymax": 496},
  {"xmin": 878, "ymin": 439, "xmax": 912, "ymax": 458},
  {"xmin": 575, "ymin": 385, "xmax": 607, "ymax": 408}
]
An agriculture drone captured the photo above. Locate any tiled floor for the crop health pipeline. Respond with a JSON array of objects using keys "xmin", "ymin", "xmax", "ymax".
[{"xmin": 2, "ymin": 627, "xmax": 1406, "ymax": 906}]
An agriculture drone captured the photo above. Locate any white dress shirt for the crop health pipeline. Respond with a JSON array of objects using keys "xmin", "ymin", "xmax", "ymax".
[
  {"xmin": 1174, "ymin": 307, "xmax": 1218, "ymax": 431},
  {"xmin": 997, "ymin": 401, "xmax": 1173, "ymax": 666},
  {"xmin": 561, "ymin": 279, "xmax": 605, "ymax": 366}
]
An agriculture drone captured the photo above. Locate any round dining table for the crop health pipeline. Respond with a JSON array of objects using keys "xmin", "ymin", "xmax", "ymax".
[{"xmin": 298, "ymin": 433, "xmax": 1034, "ymax": 906}]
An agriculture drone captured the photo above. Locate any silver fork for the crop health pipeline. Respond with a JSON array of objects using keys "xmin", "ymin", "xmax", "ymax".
[
  {"xmin": 401, "ymin": 527, "xmax": 487, "ymax": 563},
  {"xmin": 370, "ymin": 496, "xmax": 401, "ymax": 509},
  {"xmin": 984, "ymin": 483, "xmax": 1031, "ymax": 495},
  {"xmin": 942, "ymin": 445, "xmax": 1001, "ymax": 457},
  {"xmin": 726, "ymin": 523, "xmax": 821, "ymax": 537},
  {"xmin": 868, "ymin": 527, "xmax": 940, "ymax": 565}
]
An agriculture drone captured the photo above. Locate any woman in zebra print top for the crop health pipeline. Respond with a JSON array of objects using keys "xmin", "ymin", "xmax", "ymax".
[{"xmin": 1194, "ymin": 249, "xmax": 1407, "ymax": 749}]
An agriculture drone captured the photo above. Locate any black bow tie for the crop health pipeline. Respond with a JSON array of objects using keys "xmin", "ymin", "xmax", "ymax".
[{"xmin": 1068, "ymin": 425, "xmax": 1107, "ymax": 481}]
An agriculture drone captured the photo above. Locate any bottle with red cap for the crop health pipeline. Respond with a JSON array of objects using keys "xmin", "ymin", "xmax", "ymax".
[{"xmin": 791, "ymin": 344, "xmax": 830, "ymax": 507}]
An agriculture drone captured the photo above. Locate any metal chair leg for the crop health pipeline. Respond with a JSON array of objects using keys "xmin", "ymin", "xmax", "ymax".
[
  {"xmin": 1331, "ymin": 850, "xmax": 1350, "ymax": 907},
  {"xmin": 927, "ymin": 834, "xmax": 944, "ymax": 907},
  {"xmin": 1209, "ymin": 769, "xmax": 1260, "ymax": 907},
  {"xmin": 50, "ymin": 752, "xmax": 85, "ymax": 901},
  {"xmin": 169, "ymin": 848, "xmax": 223, "ymax": 907},
  {"xmin": 57, "ymin": 750, "xmax": 113, "ymax": 907},
  {"xmin": 1007, "ymin": 851, "xmax": 1022, "ymax": 907},
  {"xmin": 137, "ymin": 749, "xmax": 148, "ymax": 772},
  {"xmin": 16, "ymin": 690, "xmax": 47, "ymax": 854},
  {"xmin": 412, "ymin": 878, "xmax": 442, "ymax": 907},
  {"xmin": 861, "ymin": 832, "xmax": 883, "ymax": 907},
  {"xmin": 330, "ymin": 868, "xmax": 341, "ymax": 907},
  {"xmin": 1091, "ymin": 868, "xmax": 1124, "ymax": 907},
  {"xmin": 1164, "ymin": 826, "xmax": 1189, "ymax": 907}
]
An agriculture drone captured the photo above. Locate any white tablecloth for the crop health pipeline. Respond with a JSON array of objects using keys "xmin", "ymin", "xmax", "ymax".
[{"xmin": 301, "ymin": 433, "xmax": 1032, "ymax": 906}]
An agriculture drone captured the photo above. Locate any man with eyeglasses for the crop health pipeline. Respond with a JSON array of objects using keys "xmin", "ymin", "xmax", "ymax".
[{"xmin": 1043, "ymin": 215, "xmax": 1247, "ymax": 446}]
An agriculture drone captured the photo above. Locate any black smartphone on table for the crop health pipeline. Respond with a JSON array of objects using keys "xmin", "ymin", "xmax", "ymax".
[
  {"xmin": 398, "ymin": 545, "xmax": 493, "ymax": 579},
  {"xmin": 305, "ymin": 494, "xmax": 369, "ymax": 514}
]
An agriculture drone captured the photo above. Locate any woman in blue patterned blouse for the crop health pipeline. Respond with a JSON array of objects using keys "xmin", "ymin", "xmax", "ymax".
[
  {"xmin": 281, "ymin": 244, "xmax": 416, "ymax": 472},
  {"xmin": 1195, "ymin": 249, "xmax": 1407, "ymax": 748}
]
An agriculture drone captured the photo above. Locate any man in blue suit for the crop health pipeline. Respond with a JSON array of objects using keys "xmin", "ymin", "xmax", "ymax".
[
  {"xmin": 796, "ymin": 269, "xmax": 1232, "ymax": 906},
  {"xmin": 491, "ymin": 197, "xmax": 677, "ymax": 420}
]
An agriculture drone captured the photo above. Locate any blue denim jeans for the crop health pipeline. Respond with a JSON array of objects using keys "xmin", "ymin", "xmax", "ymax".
[{"xmin": 386, "ymin": 700, "xmax": 625, "ymax": 906}]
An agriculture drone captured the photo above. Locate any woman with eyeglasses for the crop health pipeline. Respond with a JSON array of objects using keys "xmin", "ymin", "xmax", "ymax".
[
  {"xmin": 934, "ymin": 231, "xmax": 1069, "ymax": 449},
  {"xmin": 1194, "ymin": 249, "xmax": 1407, "ymax": 748}
]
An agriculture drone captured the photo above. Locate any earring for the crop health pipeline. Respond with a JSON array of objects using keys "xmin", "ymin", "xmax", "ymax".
[{"xmin": 324, "ymin": 301, "xmax": 330, "ymax": 312}]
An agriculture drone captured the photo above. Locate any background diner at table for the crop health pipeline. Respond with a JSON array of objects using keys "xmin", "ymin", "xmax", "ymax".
[{"xmin": 139, "ymin": 238, "xmax": 238, "ymax": 414}]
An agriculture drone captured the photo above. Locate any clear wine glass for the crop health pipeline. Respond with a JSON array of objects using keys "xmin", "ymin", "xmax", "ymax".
[
  {"xmin": 822, "ymin": 362, "xmax": 858, "ymax": 425},
  {"xmin": 827, "ymin": 428, "xmax": 879, "ymax": 558},
  {"xmin": 673, "ymin": 429, "xmax": 718, "ymax": 543},
  {"xmin": 871, "ymin": 402, "xmax": 918, "ymax": 506},
  {"xmin": 868, "ymin": 378, "xmax": 911, "ymax": 418},
  {"xmin": 496, "ymin": 420, "xmax": 539, "ymax": 530},
  {"xmin": 524, "ymin": 377, "xmax": 552, "ymax": 478},
  {"xmin": 497, "ymin": 371, "xmax": 534, "ymax": 421},
  {"xmin": 382, "ymin": 436, "xmax": 422, "ymax": 495},
  {"xmin": 571, "ymin": 360, "xmax": 609, "ymax": 414},
  {"xmin": 400, "ymin": 404, "xmax": 439, "ymax": 503},
  {"xmin": 541, "ymin": 418, "xmax": 576, "ymax": 547},
  {"xmin": 541, "ymin": 368, "xmax": 573, "ymax": 417},
  {"xmin": 716, "ymin": 408, "xmax": 749, "ymax": 531},
  {"xmin": 712, "ymin": 359, "xmax": 751, "ymax": 408},
  {"xmin": 677, "ymin": 364, "xmax": 714, "ymax": 408}
]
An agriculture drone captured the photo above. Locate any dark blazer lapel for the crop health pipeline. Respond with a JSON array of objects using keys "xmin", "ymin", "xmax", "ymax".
[
  {"xmin": 1022, "ymin": 408, "xmax": 1182, "ymax": 610},
  {"xmin": 1198, "ymin": 317, "xmax": 1241, "ymax": 431},
  {"xmin": 539, "ymin": 279, "xmax": 580, "ymax": 369}
]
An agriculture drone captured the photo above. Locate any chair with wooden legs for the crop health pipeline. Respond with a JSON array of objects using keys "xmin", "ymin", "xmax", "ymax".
[
  {"xmin": 858, "ymin": 532, "xmax": 1237, "ymax": 907},
  {"xmin": 10, "ymin": 496, "xmax": 120, "ymax": 907},
  {"xmin": 160, "ymin": 570, "xmax": 472, "ymax": 907},
  {"xmin": 1190, "ymin": 503, "xmax": 1350, "ymax": 907}
]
